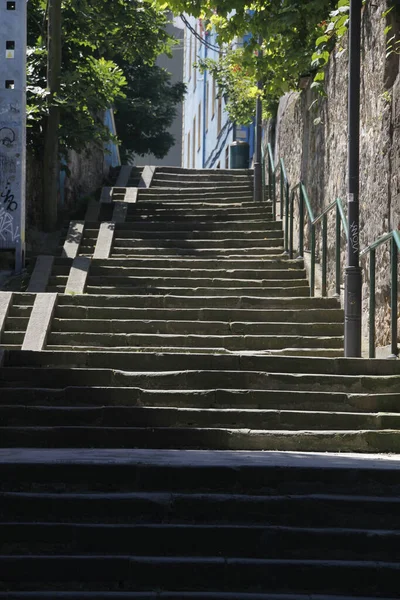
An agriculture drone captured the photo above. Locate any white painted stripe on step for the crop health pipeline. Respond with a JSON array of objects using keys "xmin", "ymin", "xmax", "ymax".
[
  {"xmin": 0, "ymin": 292, "xmax": 12, "ymax": 342},
  {"xmin": 100, "ymin": 187, "xmax": 113, "ymax": 203},
  {"xmin": 139, "ymin": 166, "xmax": 156, "ymax": 188},
  {"xmin": 124, "ymin": 188, "xmax": 138, "ymax": 203},
  {"xmin": 22, "ymin": 293, "xmax": 57, "ymax": 351},
  {"xmin": 116, "ymin": 165, "xmax": 132, "ymax": 187},
  {"xmin": 94, "ymin": 222, "xmax": 115, "ymax": 259},
  {"xmin": 65, "ymin": 256, "xmax": 91, "ymax": 294},
  {"xmin": 85, "ymin": 198, "xmax": 100, "ymax": 221},
  {"xmin": 113, "ymin": 202, "xmax": 128, "ymax": 222},
  {"xmin": 62, "ymin": 221, "xmax": 85, "ymax": 259},
  {"xmin": 27, "ymin": 255, "xmax": 54, "ymax": 292}
]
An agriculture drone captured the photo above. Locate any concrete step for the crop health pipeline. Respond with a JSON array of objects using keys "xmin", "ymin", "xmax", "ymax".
[
  {"xmin": 135, "ymin": 200, "xmax": 267, "ymax": 209},
  {"xmin": 53, "ymin": 306, "xmax": 343, "ymax": 323},
  {"xmin": 155, "ymin": 166, "xmax": 253, "ymax": 176},
  {"xmin": 51, "ymin": 318, "xmax": 343, "ymax": 337},
  {"xmin": 90, "ymin": 257, "xmax": 301, "ymax": 269},
  {"xmin": 8, "ymin": 349, "xmax": 397, "ymax": 375},
  {"xmin": 84, "ymin": 274, "xmax": 308, "ymax": 287},
  {"xmin": 110, "ymin": 248, "xmax": 286, "ymax": 258},
  {"xmin": 1, "ymin": 367, "xmax": 398, "ymax": 393},
  {"xmin": 3, "ymin": 488, "xmax": 400, "ymax": 527},
  {"xmin": 80, "ymin": 286, "xmax": 310, "ymax": 298},
  {"xmin": 2, "ymin": 555, "xmax": 399, "ymax": 594},
  {"xmin": 87, "ymin": 268, "xmax": 306, "ymax": 281},
  {"xmin": 138, "ymin": 193, "xmax": 255, "ymax": 202},
  {"xmin": 112, "ymin": 230, "xmax": 284, "ymax": 241},
  {"xmin": 114, "ymin": 221, "xmax": 282, "ymax": 232},
  {"xmin": 111, "ymin": 239, "xmax": 284, "ymax": 250},
  {"xmin": 1, "ymin": 425, "xmax": 399, "ymax": 451},
  {"xmin": 1, "ymin": 387, "xmax": 397, "ymax": 413},
  {"xmin": 45, "ymin": 331, "xmax": 343, "ymax": 351},
  {"xmin": 2, "ymin": 521, "xmax": 398, "ymax": 560},
  {"xmin": 2, "ymin": 405, "xmax": 395, "ymax": 432},
  {"xmin": 56, "ymin": 294, "xmax": 340, "ymax": 310},
  {"xmin": 125, "ymin": 206, "xmax": 272, "ymax": 217}
]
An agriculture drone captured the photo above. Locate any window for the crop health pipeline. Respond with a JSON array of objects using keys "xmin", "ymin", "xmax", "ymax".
[
  {"xmin": 225, "ymin": 146, "xmax": 229, "ymax": 168},
  {"xmin": 193, "ymin": 25, "xmax": 197, "ymax": 89},
  {"xmin": 188, "ymin": 34, "xmax": 192, "ymax": 81},
  {"xmin": 205, "ymin": 81, "xmax": 209, "ymax": 131},
  {"xmin": 192, "ymin": 116, "xmax": 196, "ymax": 168},
  {"xmin": 217, "ymin": 95, "xmax": 222, "ymax": 134},
  {"xmin": 187, "ymin": 132, "xmax": 190, "ymax": 168},
  {"xmin": 198, "ymin": 103, "xmax": 201, "ymax": 151},
  {"xmin": 212, "ymin": 77, "xmax": 216, "ymax": 119}
]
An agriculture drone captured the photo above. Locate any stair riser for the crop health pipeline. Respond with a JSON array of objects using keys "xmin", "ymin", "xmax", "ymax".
[
  {"xmin": 1, "ymin": 388, "xmax": 395, "ymax": 412},
  {"xmin": 1, "ymin": 370, "xmax": 398, "ymax": 393},
  {"xmin": 51, "ymin": 320, "xmax": 343, "ymax": 337},
  {"xmin": 53, "ymin": 308, "xmax": 342, "ymax": 323},
  {"xmin": 82, "ymin": 287, "xmax": 311, "ymax": 297},
  {"xmin": 0, "ymin": 406, "xmax": 391, "ymax": 430},
  {"xmin": 46, "ymin": 332, "xmax": 343, "ymax": 350},
  {"xmin": 3, "ymin": 492, "xmax": 400, "ymax": 529},
  {"xmin": 2, "ymin": 523, "xmax": 397, "ymax": 560},
  {"xmin": 56, "ymin": 296, "xmax": 340, "ymax": 309},
  {"xmin": 1, "ymin": 427, "xmax": 399, "ymax": 452}
]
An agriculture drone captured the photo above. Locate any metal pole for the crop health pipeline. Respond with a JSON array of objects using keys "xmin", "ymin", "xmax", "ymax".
[
  {"xmin": 344, "ymin": 0, "xmax": 362, "ymax": 357},
  {"xmin": 253, "ymin": 36, "xmax": 262, "ymax": 203}
]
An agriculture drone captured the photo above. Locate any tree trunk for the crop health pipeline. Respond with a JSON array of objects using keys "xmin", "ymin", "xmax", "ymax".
[{"xmin": 43, "ymin": 0, "xmax": 61, "ymax": 231}]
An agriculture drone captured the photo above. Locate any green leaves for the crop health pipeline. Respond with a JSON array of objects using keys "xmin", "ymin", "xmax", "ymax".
[
  {"xmin": 311, "ymin": 0, "xmax": 349, "ymax": 95},
  {"xmin": 27, "ymin": 0, "xmax": 177, "ymax": 156}
]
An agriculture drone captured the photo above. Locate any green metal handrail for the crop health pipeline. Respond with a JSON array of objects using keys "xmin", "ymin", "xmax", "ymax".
[
  {"xmin": 268, "ymin": 144, "xmax": 348, "ymax": 299},
  {"xmin": 360, "ymin": 230, "xmax": 400, "ymax": 358}
]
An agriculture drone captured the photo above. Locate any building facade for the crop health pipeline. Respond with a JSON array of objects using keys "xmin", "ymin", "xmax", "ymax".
[
  {"xmin": 135, "ymin": 18, "xmax": 184, "ymax": 167},
  {"xmin": 181, "ymin": 16, "xmax": 254, "ymax": 170}
]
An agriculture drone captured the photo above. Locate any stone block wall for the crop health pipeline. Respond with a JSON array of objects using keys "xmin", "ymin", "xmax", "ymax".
[{"xmin": 267, "ymin": 0, "xmax": 400, "ymax": 346}]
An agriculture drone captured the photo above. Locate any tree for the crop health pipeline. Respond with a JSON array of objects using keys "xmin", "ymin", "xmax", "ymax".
[
  {"xmin": 27, "ymin": 0, "xmax": 182, "ymax": 227},
  {"xmin": 159, "ymin": 0, "xmax": 337, "ymax": 119},
  {"xmin": 114, "ymin": 59, "xmax": 186, "ymax": 161}
]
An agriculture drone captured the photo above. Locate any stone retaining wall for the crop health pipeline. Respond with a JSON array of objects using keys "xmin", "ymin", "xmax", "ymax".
[{"xmin": 266, "ymin": 0, "xmax": 400, "ymax": 346}]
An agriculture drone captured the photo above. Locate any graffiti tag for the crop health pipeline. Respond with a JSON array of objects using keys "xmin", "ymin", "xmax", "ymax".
[
  {"xmin": 0, "ymin": 207, "xmax": 20, "ymax": 242},
  {"xmin": 350, "ymin": 221, "xmax": 359, "ymax": 254},
  {"xmin": 0, "ymin": 181, "xmax": 17, "ymax": 212},
  {"xmin": 0, "ymin": 127, "xmax": 16, "ymax": 148}
]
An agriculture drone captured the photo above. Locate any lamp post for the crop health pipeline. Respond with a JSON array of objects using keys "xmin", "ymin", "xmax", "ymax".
[
  {"xmin": 344, "ymin": 0, "xmax": 362, "ymax": 357},
  {"xmin": 253, "ymin": 36, "xmax": 263, "ymax": 202}
]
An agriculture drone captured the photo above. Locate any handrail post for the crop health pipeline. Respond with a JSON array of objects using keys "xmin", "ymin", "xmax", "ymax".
[
  {"xmin": 280, "ymin": 164, "xmax": 284, "ymax": 222},
  {"xmin": 335, "ymin": 205, "xmax": 341, "ymax": 297},
  {"xmin": 390, "ymin": 236, "xmax": 398, "ymax": 358},
  {"xmin": 369, "ymin": 248, "xmax": 376, "ymax": 358},
  {"xmin": 298, "ymin": 186, "xmax": 304, "ymax": 259},
  {"xmin": 310, "ymin": 224, "xmax": 316, "ymax": 297},
  {"xmin": 289, "ymin": 190, "xmax": 294, "ymax": 260},
  {"xmin": 322, "ymin": 214, "xmax": 328, "ymax": 297},
  {"xmin": 272, "ymin": 170, "xmax": 276, "ymax": 221},
  {"xmin": 284, "ymin": 181, "xmax": 289, "ymax": 254}
]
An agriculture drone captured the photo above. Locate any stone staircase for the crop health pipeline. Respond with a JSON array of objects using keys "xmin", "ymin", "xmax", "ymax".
[{"xmin": 1, "ymin": 165, "xmax": 400, "ymax": 597}]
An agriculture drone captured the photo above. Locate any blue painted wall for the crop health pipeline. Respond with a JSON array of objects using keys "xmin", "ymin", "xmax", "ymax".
[{"xmin": 182, "ymin": 16, "xmax": 254, "ymax": 169}]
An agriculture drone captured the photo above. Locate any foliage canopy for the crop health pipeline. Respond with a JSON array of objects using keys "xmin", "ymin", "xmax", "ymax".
[{"xmin": 27, "ymin": 0, "xmax": 184, "ymax": 159}]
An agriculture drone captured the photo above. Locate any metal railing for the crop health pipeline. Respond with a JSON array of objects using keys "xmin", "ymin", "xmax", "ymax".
[
  {"xmin": 264, "ymin": 143, "xmax": 399, "ymax": 359},
  {"xmin": 360, "ymin": 230, "xmax": 400, "ymax": 358},
  {"xmin": 265, "ymin": 143, "xmax": 348, "ymax": 298}
]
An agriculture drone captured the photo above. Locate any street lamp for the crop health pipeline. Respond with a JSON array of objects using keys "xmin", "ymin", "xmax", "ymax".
[
  {"xmin": 344, "ymin": 0, "xmax": 362, "ymax": 357},
  {"xmin": 253, "ymin": 35, "xmax": 263, "ymax": 203}
]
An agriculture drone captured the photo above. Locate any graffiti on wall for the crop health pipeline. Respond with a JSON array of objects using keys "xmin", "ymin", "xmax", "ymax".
[{"xmin": 0, "ymin": 207, "xmax": 20, "ymax": 242}]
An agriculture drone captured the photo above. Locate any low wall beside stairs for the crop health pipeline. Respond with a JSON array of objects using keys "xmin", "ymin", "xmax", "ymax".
[{"xmin": 265, "ymin": 0, "xmax": 400, "ymax": 348}]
